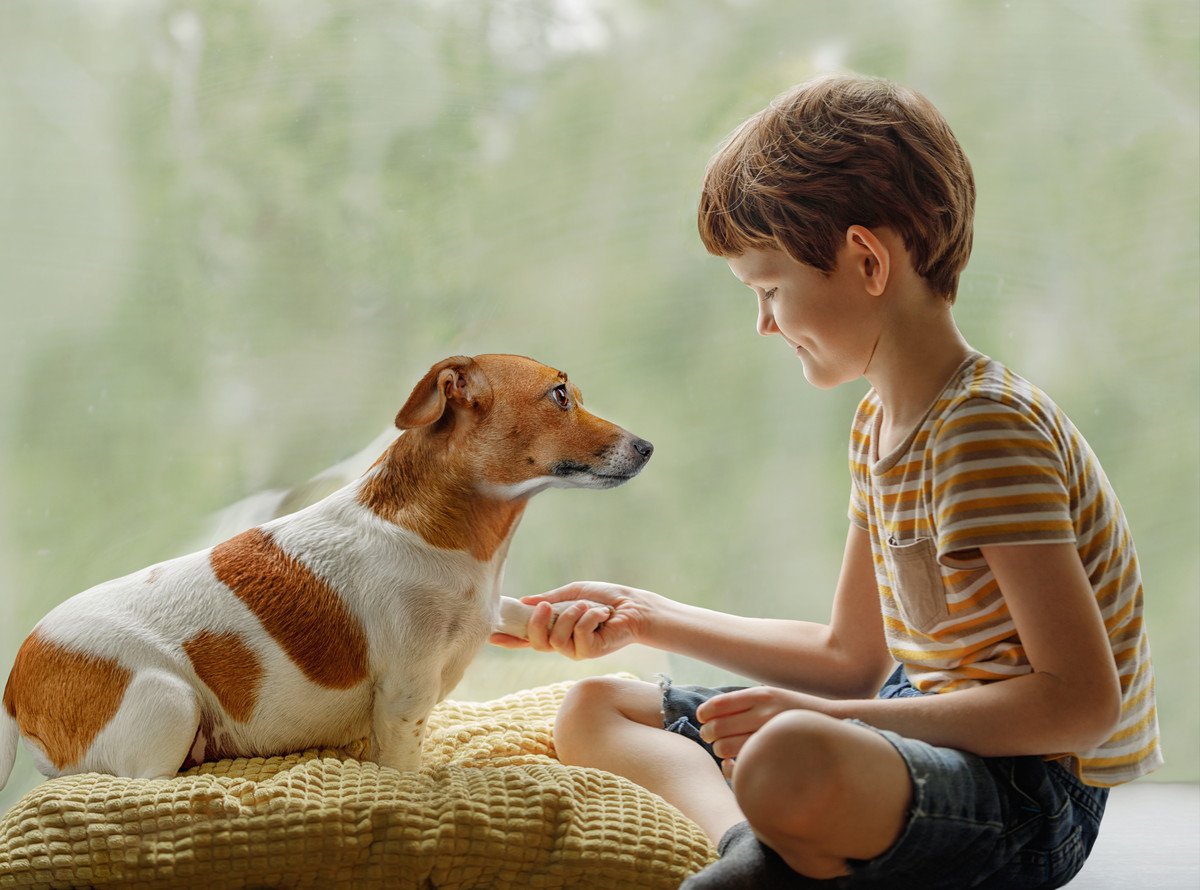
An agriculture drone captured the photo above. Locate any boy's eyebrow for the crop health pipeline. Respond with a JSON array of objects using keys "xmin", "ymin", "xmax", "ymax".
[{"xmin": 728, "ymin": 261, "xmax": 771, "ymax": 287}]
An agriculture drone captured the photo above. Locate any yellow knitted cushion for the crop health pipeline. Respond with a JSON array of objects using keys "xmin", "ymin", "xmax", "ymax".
[{"xmin": 0, "ymin": 677, "xmax": 717, "ymax": 889}]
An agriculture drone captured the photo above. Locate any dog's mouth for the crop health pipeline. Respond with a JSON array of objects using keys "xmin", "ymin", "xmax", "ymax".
[
  {"xmin": 549, "ymin": 446, "xmax": 652, "ymax": 486},
  {"xmin": 550, "ymin": 460, "xmax": 646, "ymax": 490}
]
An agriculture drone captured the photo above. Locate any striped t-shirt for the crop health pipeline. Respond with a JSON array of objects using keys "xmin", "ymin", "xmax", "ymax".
[{"xmin": 848, "ymin": 352, "xmax": 1162, "ymax": 786}]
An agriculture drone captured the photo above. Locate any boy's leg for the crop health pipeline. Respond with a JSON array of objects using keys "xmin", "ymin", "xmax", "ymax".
[
  {"xmin": 729, "ymin": 710, "xmax": 913, "ymax": 879},
  {"xmin": 709, "ymin": 709, "xmax": 1109, "ymax": 889},
  {"xmin": 554, "ymin": 676, "xmax": 745, "ymax": 844},
  {"xmin": 556, "ymin": 680, "xmax": 911, "ymax": 877}
]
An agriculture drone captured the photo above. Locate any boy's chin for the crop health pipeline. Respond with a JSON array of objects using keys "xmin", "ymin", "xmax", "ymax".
[{"xmin": 798, "ymin": 355, "xmax": 854, "ymax": 390}]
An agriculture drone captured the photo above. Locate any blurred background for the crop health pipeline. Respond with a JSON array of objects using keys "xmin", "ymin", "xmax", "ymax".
[{"xmin": 1, "ymin": 0, "xmax": 1196, "ymax": 815}]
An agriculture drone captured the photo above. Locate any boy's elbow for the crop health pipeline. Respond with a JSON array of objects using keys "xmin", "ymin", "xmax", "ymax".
[
  {"xmin": 1072, "ymin": 677, "xmax": 1123, "ymax": 751},
  {"xmin": 844, "ymin": 653, "xmax": 897, "ymax": 700},
  {"xmin": 1094, "ymin": 687, "xmax": 1124, "ymax": 748}
]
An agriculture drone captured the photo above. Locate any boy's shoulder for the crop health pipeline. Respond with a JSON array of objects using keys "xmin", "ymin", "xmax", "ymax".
[
  {"xmin": 849, "ymin": 353, "xmax": 1071, "ymax": 459},
  {"xmin": 935, "ymin": 354, "xmax": 1066, "ymax": 439}
]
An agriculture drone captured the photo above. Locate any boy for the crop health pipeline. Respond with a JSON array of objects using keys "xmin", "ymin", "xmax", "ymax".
[{"xmin": 490, "ymin": 73, "xmax": 1161, "ymax": 888}]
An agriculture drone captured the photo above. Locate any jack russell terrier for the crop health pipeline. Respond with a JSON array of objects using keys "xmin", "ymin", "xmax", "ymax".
[{"xmin": 0, "ymin": 354, "xmax": 651, "ymax": 787}]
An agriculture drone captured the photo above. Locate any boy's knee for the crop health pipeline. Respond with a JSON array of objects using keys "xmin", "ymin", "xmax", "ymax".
[
  {"xmin": 554, "ymin": 676, "xmax": 660, "ymax": 763},
  {"xmin": 733, "ymin": 710, "xmax": 847, "ymax": 831},
  {"xmin": 743, "ymin": 709, "xmax": 846, "ymax": 772},
  {"xmin": 558, "ymin": 675, "xmax": 641, "ymax": 721}
]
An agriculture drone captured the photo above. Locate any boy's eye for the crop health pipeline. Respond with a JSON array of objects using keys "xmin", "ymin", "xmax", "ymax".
[
  {"xmin": 551, "ymin": 385, "xmax": 571, "ymax": 409},
  {"xmin": 761, "ymin": 288, "xmax": 777, "ymax": 301}
]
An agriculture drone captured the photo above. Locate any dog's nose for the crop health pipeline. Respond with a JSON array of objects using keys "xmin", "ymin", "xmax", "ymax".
[{"xmin": 632, "ymin": 438, "xmax": 654, "ymax": 459}]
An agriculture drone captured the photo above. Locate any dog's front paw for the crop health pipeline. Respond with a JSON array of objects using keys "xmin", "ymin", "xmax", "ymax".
[
  {"xmin": 370, "ymin": 722, "xmax": 426, "ymax": 772},
  {"xmin": 496, "ymin": 595, "xmax": 610, "ymax": 640},
  {"xmin": 370, "ymin": 740, "xmax": 423, "ymax": 772},
  {"xmin": 377, "ymin": 753, "xmax": 423, "ymax": 772}
]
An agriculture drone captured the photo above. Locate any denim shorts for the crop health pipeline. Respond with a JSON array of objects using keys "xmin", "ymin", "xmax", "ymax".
[{"xmin": 661, "ymin": 665, "xmax": 1109, "ymax": 889}]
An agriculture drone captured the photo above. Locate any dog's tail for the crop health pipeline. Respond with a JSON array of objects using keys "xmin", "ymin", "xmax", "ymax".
[{"xmin": 0, "ymin": 702, "xmax": 18, "ymax": 792}]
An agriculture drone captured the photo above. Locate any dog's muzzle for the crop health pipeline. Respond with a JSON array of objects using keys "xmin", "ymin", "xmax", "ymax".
[{"xmin": 551, "ymin": 437, "xmax": 653, "ymax": 489}]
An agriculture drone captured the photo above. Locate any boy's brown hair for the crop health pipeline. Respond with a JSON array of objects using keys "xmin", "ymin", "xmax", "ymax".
[{"xmin": 698, "ymin": 73, "xmax": 975, "ymax": 301}]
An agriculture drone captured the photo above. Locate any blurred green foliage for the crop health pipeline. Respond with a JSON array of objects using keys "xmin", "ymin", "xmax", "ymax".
[{"xmin": 1, "ymin": 0, "xmax": 1196, "ymax": 814}]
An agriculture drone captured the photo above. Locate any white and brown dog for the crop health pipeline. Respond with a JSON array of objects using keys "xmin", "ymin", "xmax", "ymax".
[{"xmin": 0, "ymin": 354, "xmax": 651, "ymax": 786}]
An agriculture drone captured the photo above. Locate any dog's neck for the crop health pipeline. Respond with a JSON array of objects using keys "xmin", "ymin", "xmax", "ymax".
[{"xmin": 358, "ymin": 431, "xmax": 528, "ymax": 563}]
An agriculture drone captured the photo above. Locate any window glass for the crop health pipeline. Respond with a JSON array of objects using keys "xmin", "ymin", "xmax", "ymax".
[{"xmin": 1, "ymin": 0, "xmax": 1195, "ymax": 811}]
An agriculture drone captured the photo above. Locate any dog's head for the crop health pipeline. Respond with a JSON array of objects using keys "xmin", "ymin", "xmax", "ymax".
[{"xmin": 394, "ymin": 354, "xmax": 652, "ymax": 499}]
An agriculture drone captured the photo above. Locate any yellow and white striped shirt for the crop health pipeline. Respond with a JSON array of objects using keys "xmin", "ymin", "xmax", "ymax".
[{"xmin": 848, "ymin": 352, "xmax": 1162, "ymax": 786}]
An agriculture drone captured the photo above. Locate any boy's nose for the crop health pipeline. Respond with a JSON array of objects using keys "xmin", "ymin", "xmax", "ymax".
[{"xmin": 756, "ymin": 302, "xmax": 778, "ymax": 337}]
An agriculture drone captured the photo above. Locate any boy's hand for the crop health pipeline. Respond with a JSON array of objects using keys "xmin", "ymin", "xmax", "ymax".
[
  {"xmin": 488, "ymin": 581, "xmax": 655, "ymax": 660},
  {"xmin": 696, "ymin": 686, "xmax": 825, "ymax": 775}
]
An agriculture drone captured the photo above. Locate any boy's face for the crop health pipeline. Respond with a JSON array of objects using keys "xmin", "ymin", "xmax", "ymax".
[{"xmin": 726, "ymin": 242, "xmax": 884, "ymax": 390}]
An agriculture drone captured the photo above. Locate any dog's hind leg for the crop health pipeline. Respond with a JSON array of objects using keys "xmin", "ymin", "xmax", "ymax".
[{"xmin": 85, "ymin": 669, "xmax": 202, "ymax": 779}]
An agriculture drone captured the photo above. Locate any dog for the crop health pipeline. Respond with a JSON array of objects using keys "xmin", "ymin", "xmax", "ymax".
[{"xmin": 0, "ymin": 354, "xmax": 651, "ymax": 786}]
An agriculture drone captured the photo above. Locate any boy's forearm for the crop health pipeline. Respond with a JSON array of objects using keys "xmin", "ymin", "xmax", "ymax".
[
  {"xmin": 824, "ymin": 670, "xmax": 1118, "ymax": 757},
  {"xmin": 642, "ymin": 598, "xmax": 885, "ymax": 699}
]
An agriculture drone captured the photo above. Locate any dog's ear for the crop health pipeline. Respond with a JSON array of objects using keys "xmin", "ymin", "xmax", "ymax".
[{"xmin": 395, "ymin": 356, "xmax": 488, "ymax": 430}]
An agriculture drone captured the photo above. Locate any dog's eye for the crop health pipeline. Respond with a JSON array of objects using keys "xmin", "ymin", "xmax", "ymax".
[{"xmin": 551, "ymin": 385, "xmax": 571, "ymax": 409}]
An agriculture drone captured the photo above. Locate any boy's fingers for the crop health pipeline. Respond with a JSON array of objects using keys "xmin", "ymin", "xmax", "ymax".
[
  {"xmin": 577, "ymin": 605, "xmax": 613, "ymax": 633},
  {"xmin": 488, "ymin": 632, "xmax": 530, "ymax": 649},
  {"xmin": 699, "ymin": 710, "xmax": 765, "ymax": 745},
  {"xmin": 711, "ymin": 733, "xmax": 754, "ymax": 760},
  {"xmin": 721, "ymin": 758, "xmax": 737, "ymax": 781},
  {"xmin": 526, "ymin": 602, "xmax": 555, "ymax": 651},
  {"xmin": 521, "ymin": 584, "xmax": 588, "ymax": 605},
  {"xmin": 523, "ymin": 582, "xmax": 621, "ymax": 607},
  {"xmin": 573, "ymin": 606, "xmax": 613, "ymax": 658},
  {"xmin": 549, "ymin": 601, "xmax": 590, "ymax": 652},
  {"xmin": 696, "ymin": 690, "xmax": 755, "ymax": 723},
  {"xmin": 585, "ymin": 606, "xmax": 614, "ymax": 633}
]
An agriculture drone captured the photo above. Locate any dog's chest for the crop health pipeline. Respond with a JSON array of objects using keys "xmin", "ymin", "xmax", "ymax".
[
  {"xmin": 360, "ymin": 551, "xmax": 501, "ymax": 658},
  {"xmin": 274, "ymin": 507, "xmax": 505, "ymax": 677}
]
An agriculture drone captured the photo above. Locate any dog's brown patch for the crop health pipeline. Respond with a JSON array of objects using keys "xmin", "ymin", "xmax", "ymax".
[
  {"xmin": 2, "ymin": 631, "xmax": 132, "ymax": 770},
  {"xmin": 360, "ymin": 437, "xmax": 526, "ymax": 561},
  {"xmin": 182, "ymin": 630, "xmax": 263, "ymax": 722},
  {"xmin": 211, "ymin": 528, "xmax": 369, "ymax": 690}
]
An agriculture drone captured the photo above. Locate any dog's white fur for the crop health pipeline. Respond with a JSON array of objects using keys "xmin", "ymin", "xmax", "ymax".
[{"xmin": 0, "ymin": 354, "xmax": 649, "ymax": 787}]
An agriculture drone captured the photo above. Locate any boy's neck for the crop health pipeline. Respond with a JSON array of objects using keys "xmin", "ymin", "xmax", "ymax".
[{"xmin": 865, "ymin": 298, "xmax": 974, "ymax": 454}]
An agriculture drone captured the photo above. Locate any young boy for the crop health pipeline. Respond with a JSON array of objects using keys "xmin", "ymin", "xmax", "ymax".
[{"xmin": 490, "ymin": 73, "xmax": 1162, "ymax": 888}]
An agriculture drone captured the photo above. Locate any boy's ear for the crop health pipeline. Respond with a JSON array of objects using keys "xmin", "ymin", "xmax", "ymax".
[
  {"xmin": 395, "ymin": 356, "xmax": 490, "ymax": 430},
  {"xmin": 847, "ymin": 225, "xmax": 890, "ymax": 297}
]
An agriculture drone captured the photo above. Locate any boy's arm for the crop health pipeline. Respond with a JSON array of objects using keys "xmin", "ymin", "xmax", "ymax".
[
  {"xmin": 701, "ymin": 541, "xmax": 1123, "ymax": 758},
  {"xmin": 646, "ymin": 522, "xmax": 892, "ymax": 698},
  {"xmin": 832, "ymin": 541, "xmax": 1122, "ymax": 754},
  {"xmin": 504, "ymin": 522, "xmax": 894, "ymax": 700}
]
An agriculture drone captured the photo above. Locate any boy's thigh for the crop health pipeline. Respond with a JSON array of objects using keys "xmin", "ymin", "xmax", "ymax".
[
  {"xmin": 845, "ymin": 722, "xmax": 1108, "ymax": 889},
  {"xmin": 969, "ymin": 756, "xmax": 1108, "ymax": 890}
]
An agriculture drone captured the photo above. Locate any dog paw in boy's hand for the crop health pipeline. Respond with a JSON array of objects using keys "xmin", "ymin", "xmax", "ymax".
[{"xmin": 494, "ymin": 595, "xmax": 611, "ymax": 641}]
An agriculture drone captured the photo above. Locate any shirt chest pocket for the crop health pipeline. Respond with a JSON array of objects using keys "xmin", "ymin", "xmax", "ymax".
[{"xmin": 885, "ymin": 536, "xmax": 949, "ymax": 633}]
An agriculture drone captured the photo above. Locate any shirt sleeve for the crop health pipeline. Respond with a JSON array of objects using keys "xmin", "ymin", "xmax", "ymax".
[
  {"xmin": 848, "ymin": 477, "xmax": 870, "ymax": 530},
  {"xmin": 931, "ymin": 397, "xmax": 1076, "ymax": 568}
]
